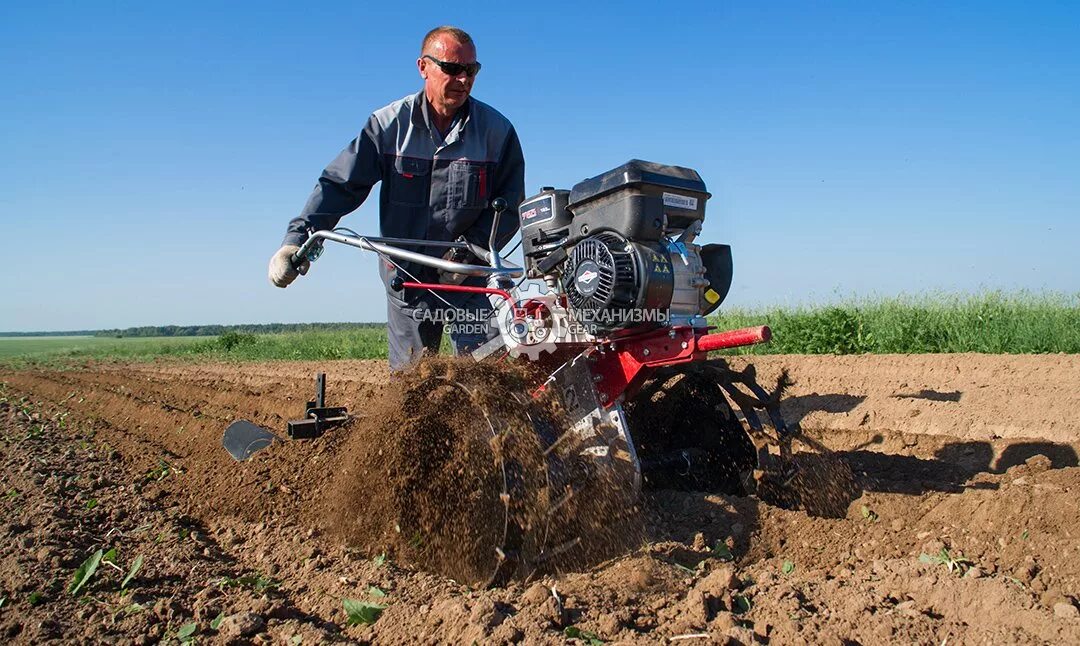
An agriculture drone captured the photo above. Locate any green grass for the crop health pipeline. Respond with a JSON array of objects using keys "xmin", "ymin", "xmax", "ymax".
[
  {"xmin": 712, "ymin": 291, "xmax": 1080, "ymax": 355},
  {"xmin": 0, "ymin": 329, "xmax": 388, "ymax": 368},
  {"xmin": 1, "ymin": 292, "xmax": 1075, "ymax": 367},
  {"xmin": 206, "ymin": 329, "xmax": 389, "ymax": 361},
  {"xmin": 0, "ymin": 336, "xmax": 207, "ymax": 360}
]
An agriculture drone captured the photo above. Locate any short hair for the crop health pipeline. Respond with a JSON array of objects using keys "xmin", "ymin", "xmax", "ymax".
[{"xmin": 421, "ymin": 26, "xmax": 474, "ymax": 54}]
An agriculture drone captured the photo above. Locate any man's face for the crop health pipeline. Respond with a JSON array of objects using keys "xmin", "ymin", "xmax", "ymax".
[{"xmin": 418, "ymin": 35, "xmax": 478, "ymax": 115}]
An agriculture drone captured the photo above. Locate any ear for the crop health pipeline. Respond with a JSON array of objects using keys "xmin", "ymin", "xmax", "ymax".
[{"xmin": 417, "ymin": 57, "xmax": 427, "ymax": 80}]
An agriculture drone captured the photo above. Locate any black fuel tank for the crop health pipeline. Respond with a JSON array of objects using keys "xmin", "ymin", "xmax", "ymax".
[{"xmin": 567, "ymin": 160, "xmax": 711, "ymax": 242}]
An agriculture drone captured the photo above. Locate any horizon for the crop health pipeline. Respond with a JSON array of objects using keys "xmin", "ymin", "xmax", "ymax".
[
  {"xmin": 3, "ymin": 1, "xmax": 1078, "ymax": 332},
  {"xmin": 2, "ymin": 288, "xmax": 1076, "ymax": 336}
]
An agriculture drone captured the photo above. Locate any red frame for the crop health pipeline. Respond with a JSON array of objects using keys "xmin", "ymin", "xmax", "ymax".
[
  {"xmin": 590, "ymin": 325, "xmax": 770, "ymax": 406},
  {"xmin": 402, "ymin": 281, "xmax": 770, "ymax": 406}
]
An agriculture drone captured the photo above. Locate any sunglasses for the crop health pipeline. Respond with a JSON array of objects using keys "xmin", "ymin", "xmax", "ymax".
[{"xmin": 423, "ymin": 55, "xmax": 482, "ymax": 78}]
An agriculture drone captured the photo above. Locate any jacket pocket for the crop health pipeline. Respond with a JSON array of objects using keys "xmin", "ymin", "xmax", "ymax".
[
  {"xmin": 389, "ymin": 156, "xmax": 431, "ymax": 207},
  {"xmin": 447, "ymin": 160, "xmax": 489, "ymax": 210}
]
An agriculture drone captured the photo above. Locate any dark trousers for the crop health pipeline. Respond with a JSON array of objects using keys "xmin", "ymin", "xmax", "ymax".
[{"xmin": 386, "ymin": 288, "xmax": 496, "ymax": 370}]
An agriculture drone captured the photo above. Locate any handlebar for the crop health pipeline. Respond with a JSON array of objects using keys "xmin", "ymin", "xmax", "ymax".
[{"xmin": 291, "ymin": 230, "xmax": 523, "ymax": 279}]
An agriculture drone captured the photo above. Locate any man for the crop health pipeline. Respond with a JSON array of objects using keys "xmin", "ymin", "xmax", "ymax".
[{"xmin": 268, "ymin": 26, "xmax": 525, "ymax": 369}]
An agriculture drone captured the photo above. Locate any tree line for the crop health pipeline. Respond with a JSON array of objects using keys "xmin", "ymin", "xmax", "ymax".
[
  {"xmin": 1, "ymin": 323, "xmax": 389, "ymax": 338},
  {"xmin": 92, "ymin": 322, "xmax": 385, "ymax": 338}
]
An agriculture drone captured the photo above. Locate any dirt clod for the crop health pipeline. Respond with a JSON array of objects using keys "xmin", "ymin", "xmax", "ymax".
[
  {"xmin": 697, "ymin": 566, "xmax": 740, "ymax": 599},
  {"xmin": 1055, "ymin": 602, "xmax": 1080, "ymax": 620},
  {"xmin": 218, "ymin": 612, "xmax": 266, "ymax": 640}
]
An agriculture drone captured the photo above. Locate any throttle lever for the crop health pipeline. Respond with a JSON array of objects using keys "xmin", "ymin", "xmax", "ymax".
[{"xmin": 290, "ymin": 227, "xmax": 324, "ymax": 269}]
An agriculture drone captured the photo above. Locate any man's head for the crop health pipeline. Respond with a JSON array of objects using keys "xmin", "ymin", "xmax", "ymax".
[{"xmin": 418, "ymin": 26, "xmax": 479, "ymax": 118}]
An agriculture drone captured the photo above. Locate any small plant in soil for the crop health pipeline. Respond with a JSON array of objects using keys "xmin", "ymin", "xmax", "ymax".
[
  {"xmin": 656, "ymin": 556, "xmax": 697, "ymax": 575},
  {"xmin": 174, "ymin": 621, "xmax": 197, "ymax": 643},
  {"xmin": 121, "ymin": 555, "xmax": 144, "ymax": 589},
  {"xmin": 732, "ymin": 594, "xmax": 753, "ymax": 614},
  {"xmin": 860, "ymin": 505, "xmax": 879, "ymax": 522},
  {"xmin": 564, "ymin": 626, "xmax": 604, "ymax": 644},
  {"xmin": 712, "ymin": 540, "xmax": 735, "ymax": 562},
  {"xmin": 919, "ymin": 547, "xmax": 974, "ymax": 574},
  {"xmin": 69, "ymin": 549, "xmax": 104, "ymax": 595},
  {"xmin": 145, "ymin": 459, "xmax": 182, "ymax": 482},
  {"xmin": 343, "ymin": 598, "xmax": 386, "ymax": 625},
  {"xmin": 119, "ymin": 602, "xmax": 145, "ymax": 616},
  {"xmin": 95, "ymin": 548, "xmax": 143, "ymax": 591},
  {"xmin": 217, "ymin": 573, "xmax": 279, "ymax": 594}
]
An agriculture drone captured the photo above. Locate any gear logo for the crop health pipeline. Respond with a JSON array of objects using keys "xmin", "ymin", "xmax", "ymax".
[
  {"xmin": 494, "ymin": 283, "xmax": 563, "ymax": 360},
  {"xmin": 505, "ymin": 298, "xmax": 552, "ymax": 345}
]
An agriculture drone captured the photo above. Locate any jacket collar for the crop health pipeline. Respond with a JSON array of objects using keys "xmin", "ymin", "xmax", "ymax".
[{"xmin": 414, "ymin": 89, "xmax": 472, "ymax": 138}]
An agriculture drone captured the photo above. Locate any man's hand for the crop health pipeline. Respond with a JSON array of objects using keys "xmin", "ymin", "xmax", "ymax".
[
  {"xmin": 438, "ymin": 243, "xmax": 482, "ymax": 285},
  {"xmin": 268, "ymin": 245, "xmax": 310, "ymax": 288}
]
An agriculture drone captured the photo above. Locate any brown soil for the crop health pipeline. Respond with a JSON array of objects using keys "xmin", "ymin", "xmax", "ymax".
[{"xmin": 1, "ymin": 353, "xmax": 1079, "ymax": 644}]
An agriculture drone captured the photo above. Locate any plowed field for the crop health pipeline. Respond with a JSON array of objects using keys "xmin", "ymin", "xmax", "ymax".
[{"xmin": 1, "ymin": 354, "xmax": 1078, "ymax": 644}]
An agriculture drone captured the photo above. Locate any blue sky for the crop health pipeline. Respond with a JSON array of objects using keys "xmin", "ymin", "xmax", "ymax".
[{"xmin": 1, "ymin": 1, "xmax": 1077, "ymax": 331}]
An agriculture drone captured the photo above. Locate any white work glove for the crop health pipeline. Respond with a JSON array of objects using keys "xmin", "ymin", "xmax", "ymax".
[{"xmin": 268, "ymin": 245, "xmax": 310, "ymax": 288}]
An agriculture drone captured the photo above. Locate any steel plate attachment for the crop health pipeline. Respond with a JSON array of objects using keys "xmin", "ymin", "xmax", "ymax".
[
  {"xmin": 221, "ymin": 372, "xmax": 350, "ymax": 461},
  {"xmin": 223, "ymin": 420, "xmax": 280, "ymax": 461}
]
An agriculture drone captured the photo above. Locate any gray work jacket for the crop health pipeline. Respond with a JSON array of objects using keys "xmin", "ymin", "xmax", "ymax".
[{"xmin": 283, "ymin": 91, "xmax": 525, "ymax": 298}]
